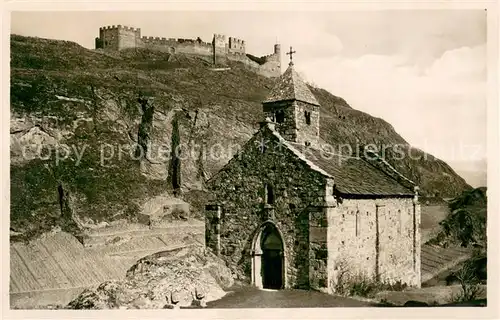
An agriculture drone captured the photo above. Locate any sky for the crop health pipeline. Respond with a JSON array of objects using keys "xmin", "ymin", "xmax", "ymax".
[{"xmin": 11, "ymin": 10, "xmax": 487, "ymax": 164}]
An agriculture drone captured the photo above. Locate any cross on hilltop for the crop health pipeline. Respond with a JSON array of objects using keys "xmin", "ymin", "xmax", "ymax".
[{"xmin": 286, "ymin": 46, "xmax": 296, "ymax": 65}]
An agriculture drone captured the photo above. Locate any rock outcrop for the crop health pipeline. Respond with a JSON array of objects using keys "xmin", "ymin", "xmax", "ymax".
[{"xmin": 67, "ymin": 246, "xmax": 233, "ymax": 309}]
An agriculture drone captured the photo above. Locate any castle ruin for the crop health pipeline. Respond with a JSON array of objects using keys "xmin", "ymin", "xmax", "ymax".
[{"xmin": 95, "ymin": 25, "xmax": 281, "ymax": 78}]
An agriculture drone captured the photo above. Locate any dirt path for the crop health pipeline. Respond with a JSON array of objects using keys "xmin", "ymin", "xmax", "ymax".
[{"xmin": 206, "ymin": 286, "xmax": 375, "ymax": 308}]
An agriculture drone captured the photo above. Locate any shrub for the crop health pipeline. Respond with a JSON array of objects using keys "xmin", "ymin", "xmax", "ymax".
[
  {"xmin": 348, "ymin": 277, "xmax": 407, "ymax": 298},
  {"xmin": 449, "ymin": 258, "xmax": 485, "ymax": 303},
  {"xmin": 332, "ymin": 266, "xmax": 407, "ymax": 298},
  {"xmin": 429, "ymin": 187, "xmax": 487, "ymax": 248}
]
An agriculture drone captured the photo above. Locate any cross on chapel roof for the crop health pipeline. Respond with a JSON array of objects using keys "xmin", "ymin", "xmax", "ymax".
[{"xmin": 286, "ymin": 46, "xmax": 296, "ymax": 66}]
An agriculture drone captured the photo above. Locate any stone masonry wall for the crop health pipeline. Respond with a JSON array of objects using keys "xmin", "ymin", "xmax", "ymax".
[
  {"xmin": 205, "ymin": 205, "xmax": 222, "ymax": 255},
  {"xmin": 118, "ymin": 28, "xmax": 138, "ymax": 49},
  {"xmin": 206, "ymin": 125, "xmax": 327, "ymax": 288},
  {"xmin": 97, "ymin": 26, "xmax": 141, "ymax": 50},
  {"xmin": 228, "ymin": 37, "xmax": 245, "ymax": 54},
  {"xmin": 309, "ymin": 207, "xmax": 329, "ymax": 290},
  {"xmin": 377, "ymin": 198, "xmax": 420, "ymax": 286},
  {"xmin": 254, "ymin": 53, "xmax": 281, "ymax": 78},
  {"xmin": 227, "ymin": 53, "xmax": 281, "ymax": 78},
  {"xmin": 327, "ymin": 197, "xmax": 420, "ymax": 292},
  {"xmin": 262, "ymin": 101, "xmax": 298, "ymax": 142},
  {"xmin": 99, "ymin": 28, "xmax": 119, "ymax": 50},
  {"xmin": 262, "ymin": 101, "xmax": 320, "ymax": 148},
  {"xmin": 294, "ymin": 101, "xmax": 320, "ymax": 148},
  {"xmin": 213, "ymin": 34, "xmax": 227, "ymax": 54},
  {"xmin": 139, "ymin": 39, "xmax": 213, "ymax": 55}
]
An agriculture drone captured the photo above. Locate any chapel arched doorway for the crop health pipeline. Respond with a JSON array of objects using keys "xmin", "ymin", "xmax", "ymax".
[{"xmin": 251, "ymin": 222, "xmax": 285, "ymax": 290}]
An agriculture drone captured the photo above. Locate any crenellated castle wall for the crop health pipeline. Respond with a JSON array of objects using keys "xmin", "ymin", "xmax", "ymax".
[
  {"xmin": 95, "ymin": 25, "xmax": 281, "ymax": 77},
  {"xmin": 139, "ymin": 36, "xmax": 213, "ymax": 55}
]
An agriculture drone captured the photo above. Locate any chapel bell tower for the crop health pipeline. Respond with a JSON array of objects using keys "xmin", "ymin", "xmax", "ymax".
[{"xmin": 261, "ymin": 46, "xmax": 320, "ymax": 148}]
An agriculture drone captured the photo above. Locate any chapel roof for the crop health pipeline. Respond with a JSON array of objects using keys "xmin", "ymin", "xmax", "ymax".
[
  {"xmin": 263, "ymin": 63, "xmax": 320, "ymax": 106},
  {"xmin": 267, "ymin": 125, "xmax": 416, "ymax": 196},
  {"xmin": 293, "ymin": 144, "xmax": 414, "ymax": 196}
]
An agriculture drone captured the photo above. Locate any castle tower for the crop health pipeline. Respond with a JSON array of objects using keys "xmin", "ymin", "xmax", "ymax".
[
  {"xmin": 212, "ymin": 34, "xmax": 227, "ymax": 65},
  {"xmin": 272, "ymin": 43, "xmax": 282, "ymax": 76},
  {"xmin": 274, "ymin": 43, "xmax": 281, "ymax": 55},
  {"xmin": 262, "ymin": 48, "xmax": 320, "ymax": 147},
  {"xmin": 96, "ymin": 25, "xmax": 141, "ymax": 50}
]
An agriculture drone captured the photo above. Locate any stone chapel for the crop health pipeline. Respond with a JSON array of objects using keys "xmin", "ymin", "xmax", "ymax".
[{"xmin": 205, "ymin": 57, "xmax": 421, "ymax": 293}]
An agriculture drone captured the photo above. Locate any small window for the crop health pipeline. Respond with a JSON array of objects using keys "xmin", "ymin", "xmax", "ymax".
[
  {"xmin": 260, "ymin": 140, "xmax": 267, "ymax": 153},
  {"xmin": 355, "ymin": 210, "xmax": 360, "ymax": 237},
  {"xmin": 398, "ymin": 209, "xmax": 402, "ymax": 235},
  {"xmin": 304, "ymin": 111, "xmax": 311, "ymax": 125},
  {"xmin": 275, "ymin": 110, "xmax": 285, "ymax": 123},
  {"xmin": 265, "ymin": 184, "xmax": 274, "ymax": 205}
]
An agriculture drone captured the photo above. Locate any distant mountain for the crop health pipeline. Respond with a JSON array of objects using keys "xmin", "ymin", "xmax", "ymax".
[
  {"xmin": 9, "ymin": 35, "xmax": 471, "ymax": 241},
  {"xmin": 448, "ymin": 159, "xmax": 487, "ymax": 188}
]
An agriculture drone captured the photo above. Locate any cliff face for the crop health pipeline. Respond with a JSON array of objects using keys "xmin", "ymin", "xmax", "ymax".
[{"xmin": 10, "ymin": 35, "xmax": 471, "ymax": 241}]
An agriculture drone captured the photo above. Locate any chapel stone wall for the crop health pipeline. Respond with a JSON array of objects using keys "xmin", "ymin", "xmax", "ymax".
[
  {"xmin": 206, "ymin": 126, "xmax": 327, "ymax": 288},
  {"xmin": 327, "ymin": 197, "xmax": 420, "ymax": 292}
]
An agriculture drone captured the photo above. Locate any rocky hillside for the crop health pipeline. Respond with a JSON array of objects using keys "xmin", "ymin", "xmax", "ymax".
[{"xmin": 10, "ymin": 35, "xmax": 471, "ymax": 241}]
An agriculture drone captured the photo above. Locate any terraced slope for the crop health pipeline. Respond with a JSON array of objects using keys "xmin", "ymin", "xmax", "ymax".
[
  {"xmin": 10, "ymin": 221, "xmax": 204, "ymax": 308},
  {"xmin": 420, "ymin": 244, "xmax": 473, "ymax": 283}
]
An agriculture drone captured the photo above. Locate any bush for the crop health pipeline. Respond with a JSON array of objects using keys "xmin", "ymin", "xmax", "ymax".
[
  {"xmin": 333, "ymin": 268, "xmax": 408, "ymax": 298},
  {"xmin": 429, "ymin": 187, "xmax": 487, "ymax": 248},
  {"xmin": 449, "ymin": 258, "xmax": 485, "ymax": 303}
]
